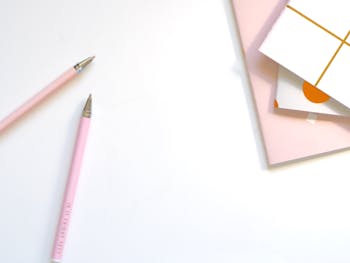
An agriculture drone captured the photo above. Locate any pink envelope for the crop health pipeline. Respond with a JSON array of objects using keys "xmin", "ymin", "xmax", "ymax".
[{"xmin": 232, "ymin": 0, "xmax": 350, "ymax": 165}]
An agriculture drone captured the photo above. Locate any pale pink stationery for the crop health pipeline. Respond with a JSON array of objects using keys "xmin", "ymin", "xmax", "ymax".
[
  {"xmin": 232, "ymin": 0, "xmax": 350, "ymax": 165},
  {"xmin": 0, "ymin": 56, "xmax": 94, "ymax": 134},
  {"xmin": 52, "ymin": 95, "xmax": 92, "ymax": 262}
]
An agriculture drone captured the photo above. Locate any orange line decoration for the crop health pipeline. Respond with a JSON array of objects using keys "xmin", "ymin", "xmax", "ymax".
[{"xmin": 286, "ymin": 5, "xmax": 350, "ymax": 86}]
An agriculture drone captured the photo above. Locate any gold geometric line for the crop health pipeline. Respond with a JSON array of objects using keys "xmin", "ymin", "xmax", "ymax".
[
  {"xmin": 315, "ymin": 31, "xmax": 350, "ymax": 86},
  {"xmin": 286, "ymin": 5, "xmax": 350, "ymax": 86},
  {"xmin": 287, "ymin": 5, "xmax": 344, "ymax": 43}
]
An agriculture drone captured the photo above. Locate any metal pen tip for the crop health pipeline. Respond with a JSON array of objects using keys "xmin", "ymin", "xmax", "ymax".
[
  {"xmin": 74, "ymin": 56, "xmax": 95, "ymax": 73},
  {"xmin": 83, "ymin": 94, "xmax": 92, "ymax": 118}
]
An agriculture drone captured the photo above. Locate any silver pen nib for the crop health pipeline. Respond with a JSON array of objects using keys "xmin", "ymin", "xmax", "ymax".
[
  {"xmin": 74, "ymin": 56, "xmax": 95, "ymax": 73},
  {"xmin": 83, "ymin": 94, "xmax": 92, "ymax": 118}
]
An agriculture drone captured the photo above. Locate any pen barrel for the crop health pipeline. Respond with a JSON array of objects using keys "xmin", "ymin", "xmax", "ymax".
[
  {"xmin": 0, "ymin": 68, "xmax": 77, "ymax": 133},
  {"xmin": 52, "ymin": 117, "xmax": 90, "ymax": 262}
]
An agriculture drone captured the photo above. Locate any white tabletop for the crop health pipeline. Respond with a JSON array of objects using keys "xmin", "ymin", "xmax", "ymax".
[{"xmin": 1, "ymin": 0, "xmax": 350, "ymax": 262}]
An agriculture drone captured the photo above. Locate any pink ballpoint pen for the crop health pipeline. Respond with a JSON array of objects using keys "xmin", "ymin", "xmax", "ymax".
[
  {"xmin": 0, "ymin": 56, "xmax": 95, "ymax": 133},
  {"xmin": 52, "ymin": 94, "xmax": 92, "ymax": 262}
]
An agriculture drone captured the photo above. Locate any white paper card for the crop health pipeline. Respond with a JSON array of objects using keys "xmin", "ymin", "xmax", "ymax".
[
  {"xmin": 276, "ymin": 67, "xmax": 350, "ymax": 116},
  {"xmin": 261, "ymin": 0, "xmax": 350, "ymax": 108}
]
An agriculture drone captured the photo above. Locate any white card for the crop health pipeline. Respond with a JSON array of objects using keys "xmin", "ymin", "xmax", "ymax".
[
  {"xmin": 260, "ymin": 0, "xmax": 350, "ymax": 108},
  {"xmin": 276, "ymin": 67, "xmax": 350, "ymax": 116}
]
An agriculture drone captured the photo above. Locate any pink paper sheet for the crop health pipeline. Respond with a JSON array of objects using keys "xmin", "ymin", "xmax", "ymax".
[{"xmin": 232, "ymin": 0, "xmax": 350, "ymax": 165}]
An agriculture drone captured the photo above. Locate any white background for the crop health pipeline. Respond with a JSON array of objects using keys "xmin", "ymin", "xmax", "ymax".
[{"xmin": 1, "ymin": 0, "xmax": 350, "ymax": 262}]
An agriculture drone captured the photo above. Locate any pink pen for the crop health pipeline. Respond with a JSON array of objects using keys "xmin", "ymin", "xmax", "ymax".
[
  {"xmin": 0, "ymin": 56, "xmax": 94, "ymax": 133},
  {"xmin": 52, "ymin": 95, "xmax": 92, "ymax": 262}
]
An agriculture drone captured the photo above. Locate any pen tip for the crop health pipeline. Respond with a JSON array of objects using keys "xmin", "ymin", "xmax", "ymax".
[
  {"xmin": 83, "ymin": 94, "xmax": 92, "ymax": 118},
  {"xmin": 74, "ymin": 56, "xmax": 95, "ymax": 73}
]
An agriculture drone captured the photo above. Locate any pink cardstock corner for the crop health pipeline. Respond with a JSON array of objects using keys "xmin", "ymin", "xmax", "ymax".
[{"xmin": 232, "ymin": 0, "xmax": 350, "ymax": 165}]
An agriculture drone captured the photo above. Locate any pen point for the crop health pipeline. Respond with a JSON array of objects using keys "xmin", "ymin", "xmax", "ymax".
[
  {"xmin": 74, "ymin": 56, "xmax": 95, "ymax": 73},
  {"xmin": 83, "ymin": 94, "xmax": 92, "ymax": 118}
]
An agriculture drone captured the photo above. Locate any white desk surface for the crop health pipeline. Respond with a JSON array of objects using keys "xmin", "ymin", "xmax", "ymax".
[{"xmin": 1, "ymin": 0, "xmax": 350, "ymax": 262}]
